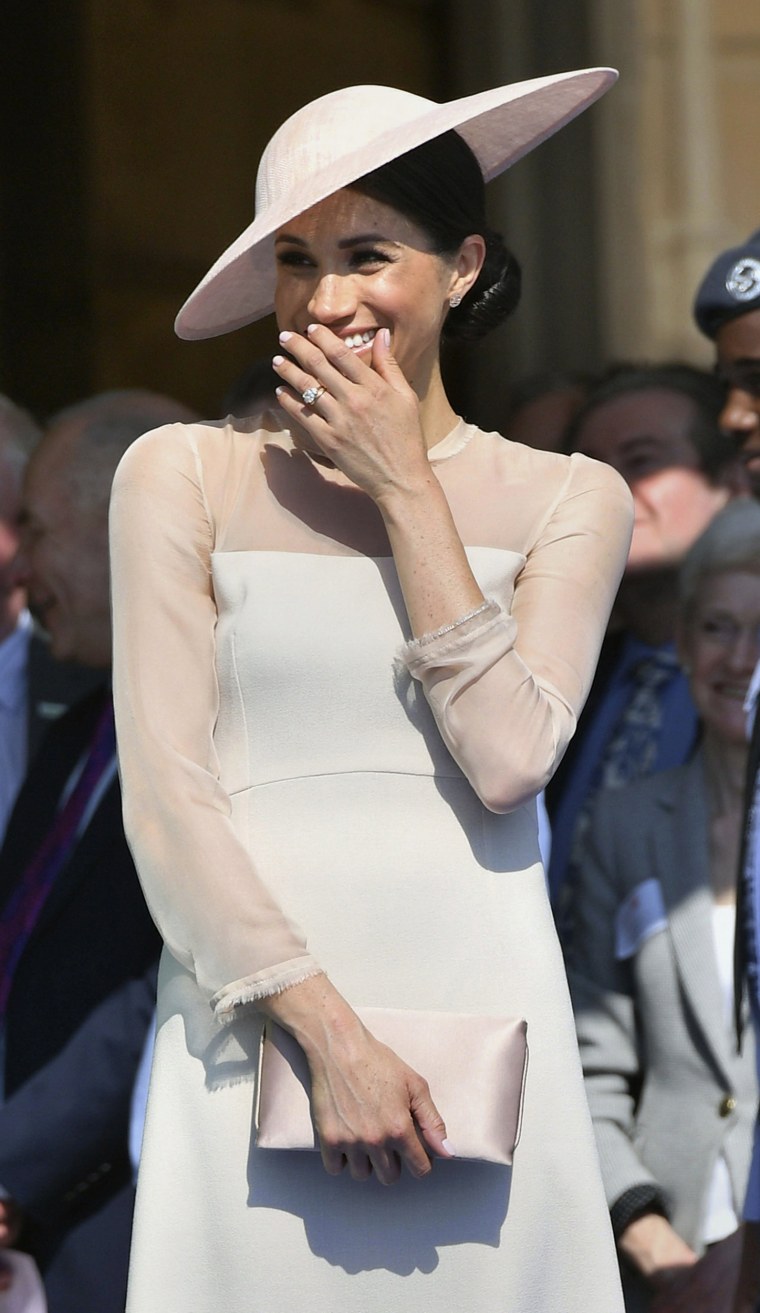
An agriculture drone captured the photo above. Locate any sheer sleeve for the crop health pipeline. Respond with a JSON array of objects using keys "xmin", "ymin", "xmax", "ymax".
[
  {"xmin": 401, "ymin": 455, "xmax": 633, "ymax": 811},
  {"xmin": 109, "ymin": 424, "xmax": 323, "ymax": 1019}
]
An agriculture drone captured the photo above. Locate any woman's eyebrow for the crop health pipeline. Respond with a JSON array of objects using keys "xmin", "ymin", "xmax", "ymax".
[{"xmin": 337, "ymin": 233, "xmax": 388, "ymax": 249}]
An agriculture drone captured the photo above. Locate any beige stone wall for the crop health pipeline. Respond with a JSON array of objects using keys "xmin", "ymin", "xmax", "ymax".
[
  {"xmin": 590, "ymin": 0, "xmax": 760, "ymax": 365},
  {"xmin": 82, "ymin": 0, "xmax": 444, "ymax": 412}
]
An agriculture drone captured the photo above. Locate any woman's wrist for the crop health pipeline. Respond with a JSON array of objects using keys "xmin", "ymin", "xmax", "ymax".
[
  {"xmin": 373, "ymin": 465, "xmax": 445, "ymax": 522},
  {"xmin": 257, "ymin": 973, "xmax": 364, "ymax": 1066}
]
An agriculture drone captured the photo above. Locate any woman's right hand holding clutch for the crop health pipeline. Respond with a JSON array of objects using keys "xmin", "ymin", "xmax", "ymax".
[{"xmin": 258, "ymin": 975, "xmax": 453, "ymax": 1184}]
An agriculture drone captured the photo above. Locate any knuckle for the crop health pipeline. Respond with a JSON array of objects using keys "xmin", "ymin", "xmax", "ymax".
[
  {"xmin": 320, "ymin": 1128, "xmax": 346, "ymax": 1153},
  {"xmin": 301, "ymin": 344, "xmax": 322, "ymax": 372}
]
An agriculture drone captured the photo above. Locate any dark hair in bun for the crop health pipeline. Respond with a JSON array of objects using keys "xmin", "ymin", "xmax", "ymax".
[{"xmin": 353, "ymin": 129, "xmax": 521, "ymax": 341}]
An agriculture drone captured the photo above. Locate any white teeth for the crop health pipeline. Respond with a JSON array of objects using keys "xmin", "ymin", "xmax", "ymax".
[{"xmin": 345, "ymin": 330, "xmax": 376, "ymax": 349}]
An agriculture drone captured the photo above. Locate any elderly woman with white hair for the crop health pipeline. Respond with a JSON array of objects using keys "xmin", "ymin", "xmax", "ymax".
[
  {"xmin": 109, "ymin": 72, "xmax": 633, "ymax": 1312},
  {"xmin": 569, "ymin": 499, "xmax": 760, "ymax": 1313}
]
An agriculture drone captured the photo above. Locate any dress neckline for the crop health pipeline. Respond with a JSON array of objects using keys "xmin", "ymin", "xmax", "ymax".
[{"xmin": 426, "ymin": 418, "xmax": 476, "ymax": 464}]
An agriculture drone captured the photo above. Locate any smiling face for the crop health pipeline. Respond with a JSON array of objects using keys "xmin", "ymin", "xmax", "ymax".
[
  {"xmin": 573, "ymin": 388, "xmax": 730, "ymax": 573},
  {"xmin": 716, "ymin": 309, "xmax": 760, "ymax": 496},
  {"xmin": 273, "ymin": 188, "xmax": 475, "ymax": 396},
  {"xmin": 679, "ymin": 569, "xmax": 760, "ymax": 745},
  {"xmin": 14, "ymin": 422, "xmax": 112, "ymax": 667}
]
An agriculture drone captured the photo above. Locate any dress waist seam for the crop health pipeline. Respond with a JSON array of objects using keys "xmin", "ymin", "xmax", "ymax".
[{"xmin": 226, "ymin": 767, "xmax": 466, "ymax": 797}]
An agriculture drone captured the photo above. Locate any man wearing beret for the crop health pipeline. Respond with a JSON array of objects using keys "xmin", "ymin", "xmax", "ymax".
[{"xmin": 695, "ymin": 228, "xmax": 760, "ymax": 1313}]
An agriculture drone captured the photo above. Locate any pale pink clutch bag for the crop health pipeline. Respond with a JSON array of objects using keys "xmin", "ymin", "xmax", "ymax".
[{"xmin": 255, "ymin": 1007, "xmax": 528, "ymax": 1165}]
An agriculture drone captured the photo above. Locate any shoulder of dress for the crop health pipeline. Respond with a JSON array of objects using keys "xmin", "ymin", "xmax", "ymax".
[
  {"xmin": 565, "ymin": 450, "xmax": 633, "ymax": 500},
  {"xmin": 464, "ymin": 433, "xmax": 632, "ymax": 516},
  {"xmin": 113, "ymin": 407, "xmax": 292, "ymax": 482},
  {"xmin": 462, "ymin": 429, "xmax": 615, "ymax": 484}
]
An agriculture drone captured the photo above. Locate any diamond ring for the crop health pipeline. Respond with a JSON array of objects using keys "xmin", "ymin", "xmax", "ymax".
[{"xmin": 301, "ymin": 384, "xmax": 325, "ymax": 406}]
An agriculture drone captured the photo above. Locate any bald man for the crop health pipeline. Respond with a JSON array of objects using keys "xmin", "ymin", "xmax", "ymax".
[
  {"xmin": 0, "ymin": 390, "xmax": 195, "ymax": 1313},
  {"xmin": 0, "ymin": 393, "xmax": 113, "ymax": 844}
]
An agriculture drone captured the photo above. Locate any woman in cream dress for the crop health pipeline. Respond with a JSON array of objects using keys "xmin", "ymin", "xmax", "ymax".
[{"xmin": 110, "ymin": 72, "xmax": 633, "ymax": 1311}]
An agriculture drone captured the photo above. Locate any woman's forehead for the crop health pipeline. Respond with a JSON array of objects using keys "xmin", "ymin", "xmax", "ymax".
[
  {"xmin": 275, "ymin": 188, "xmax": 426, "ymax": 248},
  {"xmin": 694, "ymin": 568, "xmax": 760, "ymax": 609}
]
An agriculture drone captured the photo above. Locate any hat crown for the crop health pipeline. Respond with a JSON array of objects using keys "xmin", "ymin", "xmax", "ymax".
[
  {"xmin": 255, "ymin": 85, "xmax": 437, "ymax": 215},
  {"xmin": 694, "ymin": 223, "xmax": 760, "ymax": 337},
  {"xmin": 175, "ymin": 68, "xmax": 617, "ymax": 340}
]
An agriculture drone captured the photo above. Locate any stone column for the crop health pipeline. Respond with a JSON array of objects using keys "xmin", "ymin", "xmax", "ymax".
[{"xmin": 444, "ymin": 0, "xmax": 609, "ymax": 430}]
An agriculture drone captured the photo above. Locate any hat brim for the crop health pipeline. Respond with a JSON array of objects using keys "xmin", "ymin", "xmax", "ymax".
[{"xmin": 175, "ymin": 67, "xmax": 617, "ymax": 341}]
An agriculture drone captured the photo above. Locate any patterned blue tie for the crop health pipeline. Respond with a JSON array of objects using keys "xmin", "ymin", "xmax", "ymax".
[{"xmin": 598, "ymin": 649, "xmax": 681, "ymax": 789}]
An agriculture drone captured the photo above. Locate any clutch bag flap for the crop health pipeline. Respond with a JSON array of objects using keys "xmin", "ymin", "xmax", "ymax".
[{"xmin": 255, "ymin": 1007, "xmax": 528, "ymax": 1166}]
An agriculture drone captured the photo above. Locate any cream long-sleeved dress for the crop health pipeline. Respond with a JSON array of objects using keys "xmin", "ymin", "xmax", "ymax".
[{"xmin": 109, "ymin": 410, "xmax": 632, "ymax": 1313}]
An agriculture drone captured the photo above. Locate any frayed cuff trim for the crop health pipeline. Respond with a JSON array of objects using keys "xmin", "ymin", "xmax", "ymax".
[
  {"xmin": 211, "ymin": 961, "xmax": 324, "ymax": 1022},
  {"xmin": 402, "ymin": 605, "xmax": 511, "ymax": 672}
]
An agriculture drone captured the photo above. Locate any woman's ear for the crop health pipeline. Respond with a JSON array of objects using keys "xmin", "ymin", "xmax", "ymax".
[{"xmin": 451, "ymin": 234, "xmax": 486, "ymax": 303}]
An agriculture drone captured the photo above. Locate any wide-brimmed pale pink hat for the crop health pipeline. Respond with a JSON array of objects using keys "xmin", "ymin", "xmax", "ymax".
[{"xmin": 175, "ymin": 68, "xmax": 617, "ymax": 341}]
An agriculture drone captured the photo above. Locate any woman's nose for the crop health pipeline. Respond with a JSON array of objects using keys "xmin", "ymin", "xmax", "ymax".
[
  {"xmin": 726, "ymin": 627, "xmax": 760, "ymax": 672},
  {"xmin": 307, "ymin": 273, "xmax": 356, "ymax": 323}
]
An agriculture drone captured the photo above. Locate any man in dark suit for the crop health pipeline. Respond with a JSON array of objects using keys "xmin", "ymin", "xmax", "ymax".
[
  {"xmin": 0, "ymin": 968, "xmax": 158, "ymax": 1307},
  {"xmin": 0, "ymin": 389, "xmax": 195, "ymax": 1313},
  {"xmin": 693, "ymin": 229, "xmax": 760, "ymax": 1313}
]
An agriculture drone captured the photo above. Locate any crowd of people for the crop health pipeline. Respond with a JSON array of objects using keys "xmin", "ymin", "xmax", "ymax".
[{"xmin": 0, "ymin": 67, "xmax": 759, "ymax": 1313}]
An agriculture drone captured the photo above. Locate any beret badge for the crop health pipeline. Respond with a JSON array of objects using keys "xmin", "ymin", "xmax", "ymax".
[{"xmin": 726, "ymin": 256, "xmax": 760, "ymax": 303}]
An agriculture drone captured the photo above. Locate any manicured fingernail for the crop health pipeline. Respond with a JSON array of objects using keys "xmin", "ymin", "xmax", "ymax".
[
  {"xmin": 442, "ymin": 1139, "xmax": 456, "ymax": 1157},
  {"xmin": 278, "ymin": 330, "xmax": 292, "ymax": 343},
  {"xmin": 275, "ymin": 386, "xmax": 285, "ymax": 397},
  {"xmin": 306, "ymin": 323, "xmax": 318, "ymax": 335},
  {"xmin": 272, "ymin": 355, "xmax": 285, "ymax": 367},
  {"xmin": 380, "ymin": 328, "xmax": 390, "ymax": 347}
]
